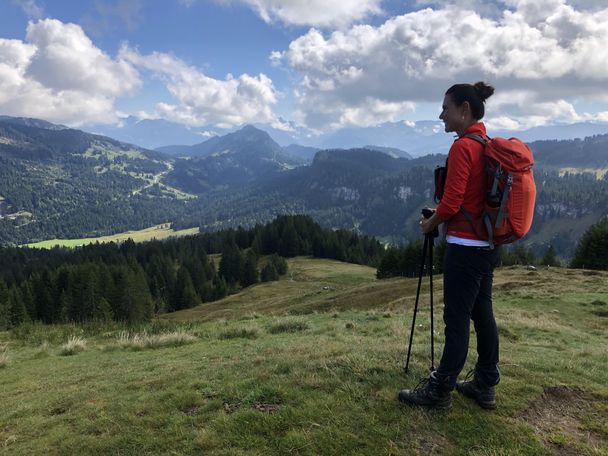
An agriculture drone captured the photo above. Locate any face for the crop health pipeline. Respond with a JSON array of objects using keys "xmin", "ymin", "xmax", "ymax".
[{"xmin": 439, "ymin": 94, "xmax": 465, "ymax": 134}]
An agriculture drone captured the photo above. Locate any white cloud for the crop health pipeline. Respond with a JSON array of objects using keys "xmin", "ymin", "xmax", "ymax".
[
  {"xmin": 120, "ymin": 46, "xmax": 281, "ymax": 128},
  {"xmin": 186, "ymin": 0, "xmax": 382, "ymax": 28},
  {"xmin": 26, "ymin": 20, "xmax": 140, "ymax": 96},
  {"xmin": 0, "ymin": 19, "xmax": 140, "ymax": 126},
  {"xmin": 330, "ymin": 98, "xmax": 415, "ymax": 129},
  {"xmin": 197, "ymin": 130, "xmax": 217, "ymax": 138},
  {"xmin": 238, "ymin": 0, "xmax": 382, "ymax": 28},
  {"xmin": 275, "ymin": 1, "xmax": 608, "ymax": 130}
]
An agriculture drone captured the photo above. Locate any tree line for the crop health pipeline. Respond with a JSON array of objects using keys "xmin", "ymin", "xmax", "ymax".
[
  {"xmin": 1, "ymin": 214, "xmax": 605, "ymax": 329},
  {"xmin": 0, "ymin": 215, "xmax": 384, "ymax": 329},
  {"xmin": 375, "ymin": 216, "xmax": 608, "ymax": 279}
]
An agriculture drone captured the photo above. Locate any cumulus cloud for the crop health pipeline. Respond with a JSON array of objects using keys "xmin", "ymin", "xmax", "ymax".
[
  {"xmin": 120, "ymin": 46, "xmax": 281, "ymax": 128},
  {"xmin": 275, "ymin": 1, "xmax": 608, "ymax": 129},
  {"xmin": 186, "ymin": 0, "xmax": 382, "ymax": 28},
  {"xmin": 238, "ymin": 0, "xmax": 382, "ymax": 28},
  {"xmin": 0, "ymin": 19, "xmax": 140, "ymax": 126}
]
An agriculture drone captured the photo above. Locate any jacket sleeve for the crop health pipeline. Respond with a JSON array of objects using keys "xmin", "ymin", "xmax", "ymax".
[{"xmin": 435, "ymin": 140, "xmax": 473, "ymax": 221}]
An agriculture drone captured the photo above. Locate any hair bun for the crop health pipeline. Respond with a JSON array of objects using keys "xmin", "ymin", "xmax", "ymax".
[{"xmin": 473, "ymin": 81, "xmax": 495, "ymax": 102}]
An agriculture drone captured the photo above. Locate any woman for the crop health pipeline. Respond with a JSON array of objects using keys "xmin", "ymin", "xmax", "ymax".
[{"xmin": 398, "ymin": 82, "xmax": 501, "ymax": 410}]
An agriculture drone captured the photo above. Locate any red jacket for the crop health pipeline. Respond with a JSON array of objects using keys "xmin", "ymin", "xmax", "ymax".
[{"xmin": 435, "ymin": 122, "xmax": 487, "ymax": 240}]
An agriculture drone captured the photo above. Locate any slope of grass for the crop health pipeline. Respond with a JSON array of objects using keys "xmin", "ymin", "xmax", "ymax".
[
  {"xmin": 0, "ymin": 258, "xmax": 607, "ymax": 455},
  {"xmin": 22, "ymin": 223, "xmax": 199, "ymax": 249}
]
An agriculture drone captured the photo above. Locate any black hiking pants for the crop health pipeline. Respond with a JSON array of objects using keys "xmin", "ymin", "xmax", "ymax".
[{"xmin": 436, "ymin": 243, "xmax": 501, "ymax": 389}]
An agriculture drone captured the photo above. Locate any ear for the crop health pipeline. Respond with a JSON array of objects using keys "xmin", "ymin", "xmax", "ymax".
[{"xmin": 461, "ymin": 101, "xmax": 471, "ymax": 117}]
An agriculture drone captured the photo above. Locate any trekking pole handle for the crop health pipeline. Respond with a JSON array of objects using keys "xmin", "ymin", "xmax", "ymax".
[{"xmin": 421, "ymin": 208, "xmax": 439, "ymax": 239}]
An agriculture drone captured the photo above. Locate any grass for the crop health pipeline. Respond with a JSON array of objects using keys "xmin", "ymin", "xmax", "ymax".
[
  {"xmin": 106, "ymin": 330, "xmax": 198, "ymax": 351},
  {"xmin": 58, "ymin": 336, "xmax": 87, "ymax": 356},
  {"xmin": 0, "ymin": 345, "xmax": 8, "ymax": 368},
  {"xmin": 0, "ymin": 258, "xmax": 607, "ymax": 455},
  {"xmin": 22, "ymin": 223, "xmax": 199, "ymax": 249}
]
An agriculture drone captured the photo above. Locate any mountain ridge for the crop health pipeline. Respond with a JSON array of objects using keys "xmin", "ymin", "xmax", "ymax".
[
  {"xmin": 82, "ymin": 116, "xmax": 608, "ymax": 156},
  {"xmin": 1, "ymin": 115, "xmax": 607, "ymax": 257}
]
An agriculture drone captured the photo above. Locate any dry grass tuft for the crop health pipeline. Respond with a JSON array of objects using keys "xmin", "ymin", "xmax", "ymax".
[
  {"xmin": 108, "ymin": 329, "xmax": 197, "ymax": 351},
  {"xmin": 267, "ymin": 320, "xmax": 308, "ymax": 334},
  {"xmin": 0, "ymin": 346, "xmax": 8, "ymax": 368},
  {"xmin": 59, "ymin": 336, "xmax": 87, "ymax": 356}
]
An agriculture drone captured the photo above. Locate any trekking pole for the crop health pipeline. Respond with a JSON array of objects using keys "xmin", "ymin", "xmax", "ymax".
[
  {"xmin": 404, "ymin": 208, "xmax": 439, "ymax": 374},
  {"xmin": 428, "ymin": 232, "xmax": 435, "ymax": 371},
  {"xmin": 404, "ymin": 234, "xmax": 428, "ymax": 373}
]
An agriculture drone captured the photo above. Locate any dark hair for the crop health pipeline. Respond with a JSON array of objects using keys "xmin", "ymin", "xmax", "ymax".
[{"xmin": 445, "ymin": 81, "xmax": 494, "ymax": 120}]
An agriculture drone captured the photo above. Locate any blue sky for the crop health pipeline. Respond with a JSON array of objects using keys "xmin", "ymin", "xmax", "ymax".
[{"xmin": 1, "ymin": 0, "xmax": 608, "ymax": 134}]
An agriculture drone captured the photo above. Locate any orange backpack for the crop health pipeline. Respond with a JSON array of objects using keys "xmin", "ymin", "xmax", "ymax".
[{"xmin": 463, "ymin": 134, "xmax": 537, "ymax": 247}]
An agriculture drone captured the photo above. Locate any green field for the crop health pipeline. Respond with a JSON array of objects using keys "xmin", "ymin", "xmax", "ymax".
[
  {"xmin": 1, "ymin": 258, "xmax": 607, "ymax": 455},
  {"xmin": 23, "ymin": 224, "xmax": 200, "ymax": 249}
]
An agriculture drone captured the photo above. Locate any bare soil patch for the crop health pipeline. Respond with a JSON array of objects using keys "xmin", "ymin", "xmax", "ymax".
[{"xmin": 523, "ymin": 386, "xmax": 607, "ymax": 455}]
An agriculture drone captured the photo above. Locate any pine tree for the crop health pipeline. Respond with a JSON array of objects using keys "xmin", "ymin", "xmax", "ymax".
[
  {"xmin": 541, "ymin": 245, "xmax": 560, "ymax": 267},
  {"xmin": 376, "ymin": 248, "xmax": 401, "ymax": 279},
  {"xmin": 0, "ymin": 279, "xmax": 9, "ymax": 330},
  {"xmin": 34, "ymin": 270, "xmax": 57, "ymax": 323},
  {"xmin": 96, "ymin": 297, "xmax": 114, "ymax": 321},
  {"xmin": 268, "ymin": 254, "xmax": 288, "ymax": 275},
  {"xmin": 172, "ymin": 266, "xmax": 199, "ymax": 311},
  {"xmin": 240, "ymin": 251, "xmax": 259, "ymax": 287},
  {"xmin": 278, "ymin": 222, "xmax": 300, "ymax": 257},
  {"xmin": 260, "ymin": 263, "xmax": 279, "ymax": 282},
  {"xmin": 219, "ymin": 244, "xmax": 243, "ymax": 285},
  {"xmin": 571, "ymin": 217, "xmax": 608, "ymax": 270},
  {"xmin": 20, "ymin": 281, "xmax": 36, "ymax": 321},
  {"xmin": 8, "ymin": 286, "xmax": 28, "ymax": 327},
  {"xmin": 123, "ymin": 264, "xmax": 154, "ymax": 323},
  {"xmin": 212, "ymin": 275, "xmax": 228, "ymax": 300}
]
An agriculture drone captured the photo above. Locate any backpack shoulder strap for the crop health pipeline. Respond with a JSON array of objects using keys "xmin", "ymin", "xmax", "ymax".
[{"xmin": 464, "ymin": 133, "xmax": 489, "ymax": 145}]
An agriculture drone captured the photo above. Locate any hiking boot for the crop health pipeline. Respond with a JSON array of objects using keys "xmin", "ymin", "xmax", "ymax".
[
  {"xmin": 455, "ymin": 370, "xmax": 496, "ymax": 409},
  {"xmin": 398, "ymin": 371, "xmax": 452, "ymax": 410}
]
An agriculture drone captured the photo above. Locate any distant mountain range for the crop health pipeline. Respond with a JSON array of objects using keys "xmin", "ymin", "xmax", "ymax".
[
  {"xmin": 87, "ymin": 116, "xmax": 213, "ymax": 149},
  {"xmin": 160, "ymin": 125, "xmax": 305, "ymax": 194},
  {"xmin": 1, "ymin": 115, "xmax": 607, "ymax": 258},
  {"xmin": 84, "ymin": 117, "xmax": 608, "ymax": 158}
]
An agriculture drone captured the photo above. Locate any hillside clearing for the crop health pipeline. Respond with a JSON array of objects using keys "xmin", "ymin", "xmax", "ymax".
[
  {"xmin": 22, "ymin": 223, "xmax": 199, "ymax": 249},
  {"xmin": 0, "ymin": 258, "xmax": 606, "ymax": 455}
]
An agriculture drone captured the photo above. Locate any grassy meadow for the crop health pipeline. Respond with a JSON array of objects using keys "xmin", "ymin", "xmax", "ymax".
[
  {"xmin": 23, "ymin": 224, "xmax": 199, "ymax": 249},
  {"xmin": 0, "ymin": 257, "xmax": 607, "ymax": 455}
]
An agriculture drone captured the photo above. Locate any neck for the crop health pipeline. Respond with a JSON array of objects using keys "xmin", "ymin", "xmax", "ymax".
[{"xmin": 456, "ymin": 119, "xmax": 478, "ymax": 137}]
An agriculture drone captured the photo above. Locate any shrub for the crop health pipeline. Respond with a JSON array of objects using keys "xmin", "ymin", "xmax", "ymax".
[
  {"xmin": 268, "ymin": 320, "xmax": 308, "ymax": 334},
  {"xmin": 219, "ymin": 328, "xmax": 258, "ymax": 340}
]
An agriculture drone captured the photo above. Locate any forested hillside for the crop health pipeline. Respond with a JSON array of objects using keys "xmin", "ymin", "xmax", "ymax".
[
  {"xmin": 0, "ymin": 119, "xmax": 188, "ymax": 244},
  {"xmin": 0, "ymin": 216, "xmax": 383, "ymax": 329},
  {"xmin": 1, "ymin": 117, "xmax": 606, "ymax": 258}
]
